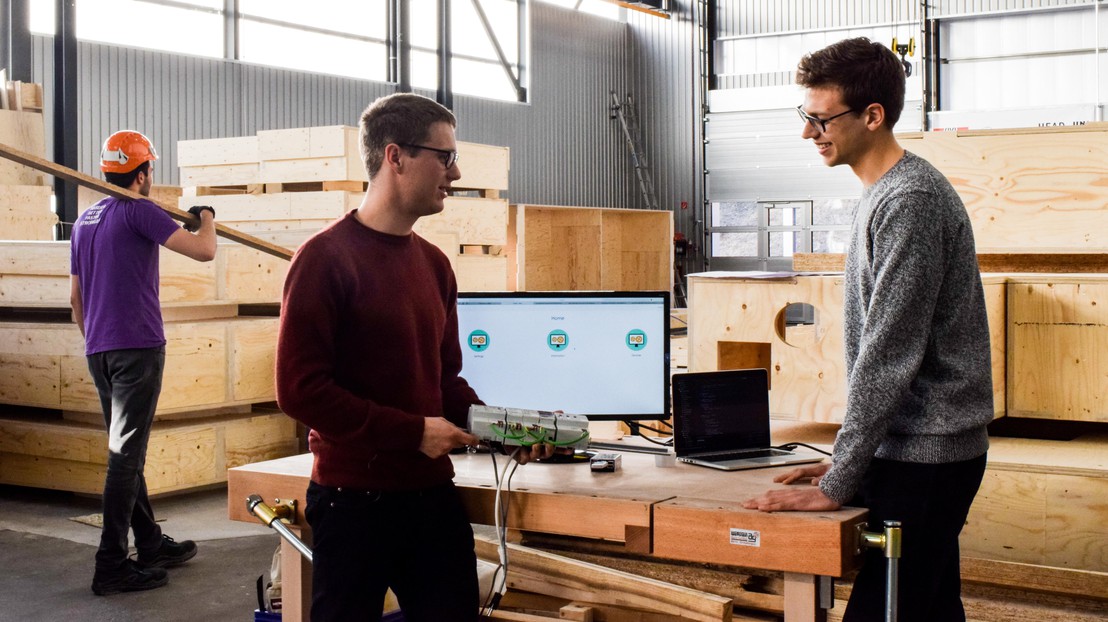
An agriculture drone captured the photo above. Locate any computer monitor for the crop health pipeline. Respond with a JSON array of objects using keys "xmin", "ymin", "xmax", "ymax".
[{"xmin": 456, "ymin": 291, "xmax": 670, "ymax": 421}]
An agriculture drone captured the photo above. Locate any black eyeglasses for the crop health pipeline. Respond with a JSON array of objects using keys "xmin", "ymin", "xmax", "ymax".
[
  {"xmin": 399, "ymin": 143, "xmax": 459, "ymax": 169},
  {"xmin": 796, "ymin": 105, "xmax": 858, "ymax": 132}
]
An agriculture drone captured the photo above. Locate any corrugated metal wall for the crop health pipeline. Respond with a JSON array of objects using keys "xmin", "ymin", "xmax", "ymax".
[
  {"xmin": 30, "ymin": 3, "xmax": 643, "ymax": 210},
  {"xmin": 624, "ymin": 3, "xmax": 704, "ymax": 274}
]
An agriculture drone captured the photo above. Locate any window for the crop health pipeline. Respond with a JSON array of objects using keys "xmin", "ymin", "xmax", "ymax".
[
  {"xmin": 709, "ymin": 200, "xmax": 854, "ymax": 270},
  {"xmin": 31, "ymin": 0, "xmax": 223, "ymax": 57},
  {"xmin": 538, "ymin": 0, "xmax": 621, "ymax": 21},
  {"xmin": 238, "ymin": 0, "xmax": 388, "ymax": 81}
]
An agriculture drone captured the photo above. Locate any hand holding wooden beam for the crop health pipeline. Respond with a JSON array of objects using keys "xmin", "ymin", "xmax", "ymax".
[{"xmin": 0, "ymin": 141, "xmax": 294, "ymax": 261}]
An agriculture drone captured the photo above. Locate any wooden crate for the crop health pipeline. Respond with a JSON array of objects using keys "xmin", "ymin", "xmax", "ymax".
[
  {"xmin": 961, "ymin": 432, "xmax": 1108, "ymax": 572},
  {"xmin": 0, "ymin": 315, "xmax": 278, "ymax": 417},
  {"xmin": 456, "ymin": 141, "xmax": 509, "ymax": 193},
  {"xmin": 511, "ymin": 204, "xmax": 673, "ymax": 292},
  {"xmin": 899, "ymin": 125, "xmax": 1108, "ymax": 252},
  {"xmin": 0, "ymin": 409, "xmax": 298, "ymax": 495},
  {"xmin": 0, "ymin": 109, "xmax": 47, "ymax": 186},
  {"xmin": 258, "ymin": 126, "xmax": 366, "ymax": 185},
  {"xmin": 1007, "ymin": 276, "xmax": 1108, "ymax": 422},
  {"xmin": 1, "ymin": 184, "xmax": 56, "ymax": 241},
  {"xmin": 687, "ymin": 274, "xmax": 1007, "ymax": 423},
  {"xmin": 416, "ymin": 196, "xmax": 510, "ymax": 292},
  {"xmin": 177, "ymin": 135, "xmax": 260, "ymax": 187},
  {"xmin": 179, "ymin": 189, "xmax": 358, "ymax": 224},
  {"xmin": 0, "ymin": 241, "xmax": 286, "ymax": 305}
]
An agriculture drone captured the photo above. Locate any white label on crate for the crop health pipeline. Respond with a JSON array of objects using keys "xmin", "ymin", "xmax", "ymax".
[{"xmin": 730, "ymin": 528, "xmax": 761, "ymax": 547}]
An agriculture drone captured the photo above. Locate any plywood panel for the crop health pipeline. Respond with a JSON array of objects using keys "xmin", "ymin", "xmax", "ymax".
[
  {"xmin": 0, "ymin": 109, "xmax": 47, "ymax": 185},
  {"xmin": 690, "ymin": 274, "xmax": 1006, "ymax": 423},
  {"xmin": 0, "ymin": 411, "xmax": 299, "ymax": 495},
  {"xmin": 687, "ymin": 275, "xmax": 848, "ymax": 422},
  {"xmin": 414, "ymin": 196, "xmax": 508, "ymax": 246},
  {"xmin": 900, "ymin": 127, "xmax": 1108, "ymax": 251},
  {"xmin": 0, "ymin": 318, "xmax": 278, "ymax": 415},
  {"xmin": 1008, "ymin": 279, "xmax": 1108, "ymax": 422},
  {"xmin": 177, "ymin": 135, "xmax": 259, "ymax": 167},
  {"xmin": 0, "ymin": 184, "xmax": 52, "ymax": 215},
  {"xmin": 180, "ymin": 163, "xmax": 260, "ymax": 187},
  {"xmin": 456, "ymin": 141, "xmax": 509, "ymax": 191}
]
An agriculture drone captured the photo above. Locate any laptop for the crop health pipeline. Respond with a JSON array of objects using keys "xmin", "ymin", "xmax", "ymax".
[{"xmin": 672, "ymin": 369, "xmax": 825, "ymax": 471}]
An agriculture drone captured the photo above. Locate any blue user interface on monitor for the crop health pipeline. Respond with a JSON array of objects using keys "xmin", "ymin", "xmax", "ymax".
[{"xmin": 456, "ymin": 291, "xmax": 670, "ymax": 421}]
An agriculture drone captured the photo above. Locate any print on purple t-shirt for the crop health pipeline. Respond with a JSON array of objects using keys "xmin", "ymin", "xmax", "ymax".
[{"xmin": 70, "ymin": 197, "xmax": 181, "ymax": 355}]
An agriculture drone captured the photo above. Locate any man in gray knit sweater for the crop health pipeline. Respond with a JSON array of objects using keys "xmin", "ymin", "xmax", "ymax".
[{"xmin": 743, "ymin": 38, "xmax": 993, "ymax": 621}]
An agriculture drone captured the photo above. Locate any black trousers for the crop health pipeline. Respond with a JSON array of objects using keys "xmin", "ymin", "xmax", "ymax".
[
  {"xmin": 87, "ymin": 347, "xmax": 166, "ymax": 572},
  {"xmin": 844, "ymin": 454, "xmax": 987, "ymax": 622},
  {"xmin": 305, "ymin": 480, "xmax": 479, "ymax": 622}
]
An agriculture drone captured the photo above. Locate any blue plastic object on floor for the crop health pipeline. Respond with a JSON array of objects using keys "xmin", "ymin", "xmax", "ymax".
[{"xmin": 254, "ymin": 610, "xmax": 281, "ymax": 621}]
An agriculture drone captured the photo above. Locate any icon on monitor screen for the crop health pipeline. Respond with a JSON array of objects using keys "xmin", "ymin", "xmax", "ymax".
[
  {"xmin": 547, "ymin": 329, "xmax": 569, "ymax": 351},
  {"xmin": 626, "ymin": 329, "xmax": 647, "ymax": 351},
  {"xmin": 468, "ymin": 330, "xmax": 490, "ymax": 352}
]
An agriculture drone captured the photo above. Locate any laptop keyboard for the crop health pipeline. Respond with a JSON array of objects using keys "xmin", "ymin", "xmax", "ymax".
[{"xmin": 699, "ymin": 448, "xmax": 789, "ymax": 461}]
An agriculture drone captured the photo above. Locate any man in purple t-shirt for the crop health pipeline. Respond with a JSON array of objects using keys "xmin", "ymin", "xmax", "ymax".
[{"xmin": 70, "ymin": 130, "xmax": 217, "ymax": 596}]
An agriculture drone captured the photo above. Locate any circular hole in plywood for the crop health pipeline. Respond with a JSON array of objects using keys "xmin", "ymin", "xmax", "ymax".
[{"xmin": 774, "ymin": 303, "xmax": 826, "ymax": 348}]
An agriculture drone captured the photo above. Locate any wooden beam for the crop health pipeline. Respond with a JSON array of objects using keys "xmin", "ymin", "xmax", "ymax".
[
  {"xmin": 474, "ymin": 535, "xmax": 733, "ymax": 622},
  {"xmin": 961, "ymin": 557, "xmax": 1108, "ymax": 602},
  {"xmin": 0, "ymin": 141, "xmax": 293, "ymax": 261},
  {"xmin": 792, "ymin": 252, "xmax": 1108, "ymax": 274}
]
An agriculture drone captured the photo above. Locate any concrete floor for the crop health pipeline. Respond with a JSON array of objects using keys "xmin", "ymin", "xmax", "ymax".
[{"xmin": 0, "ymin": 483, "xmax": 283, "ymax": 621}]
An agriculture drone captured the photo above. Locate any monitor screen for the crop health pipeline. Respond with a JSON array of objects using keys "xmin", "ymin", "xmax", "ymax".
[{"xmin": 456, "ymin": 291, "xmax": 670, "ymax": 421}]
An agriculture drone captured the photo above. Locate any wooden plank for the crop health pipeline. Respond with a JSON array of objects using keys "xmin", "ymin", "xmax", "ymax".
[
  {"xmin": 457, "ymin": 141, "xmax": 510, "ymax": 191},
  {"xmin": 961, "ymin": 557, "xmax": 1108, "ymax": 602},
  {"xmin": 78, "ymin": 184, "xmax": 181, "ymax": 216},
  {"xmin": 456, "ymin": 255, "xmax": 510, "ymax": 292},
  {"xmin": 0, "ymin": 141, "xmax": 293, "ymax": 260},
  {"xmin": 474, "ymin": 536, "xmax": 734, "ymax": 622},
  {"xmin": 1008, "ymin": 279, "xmax": 1108, "ymax": 422}
]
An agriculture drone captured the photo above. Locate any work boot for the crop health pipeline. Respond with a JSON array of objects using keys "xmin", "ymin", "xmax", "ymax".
[
  {"xmin": 137, "ymin": 535, "xmax": 198, "ymax": 568},
  {"xmin": 91, "ymin": 559, "xmax": 169, "ymax": 596}
]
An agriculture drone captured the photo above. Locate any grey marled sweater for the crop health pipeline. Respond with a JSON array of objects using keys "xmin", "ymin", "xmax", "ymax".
[{"xmin": 818, "ymin": 151, "xmax": 993, "ymax": 505}]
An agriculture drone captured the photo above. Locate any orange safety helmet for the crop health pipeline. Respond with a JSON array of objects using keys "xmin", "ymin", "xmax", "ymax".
[{"xmin": 100, "ymin": 130, "xmax": 158, "ymax": 174}]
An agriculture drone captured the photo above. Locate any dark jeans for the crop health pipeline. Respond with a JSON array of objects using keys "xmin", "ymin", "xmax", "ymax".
[
  {"xmin": 87, "ymin": 347, "xmax": 166, "ymax": 572},
  {"xmin": 305, "ymin": 480, "xmax": 479, "ymax": 622},
  {"xmin": 844, "ymin": 453, "xmax": 987, "ymax": 622}
]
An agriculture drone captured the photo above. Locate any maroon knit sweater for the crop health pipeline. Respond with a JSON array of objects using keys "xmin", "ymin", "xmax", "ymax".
[{"xmin": 276, "ymin": 211, "xmax": 480, "ymax": 490}]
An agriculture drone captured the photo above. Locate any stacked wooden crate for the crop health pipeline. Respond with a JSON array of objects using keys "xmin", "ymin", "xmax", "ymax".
[
  {"xmin": 510, "ymin": 204, "xmax": 674, "ymax": 293},
  {"xmin": 177, "ymin": 127, "xmax": 512, "ymax": 293},
  {"xmin": 684, "ymin": 124, "xmax": 1108, "ymax": 581},
  {"xmin": 0, "ymin": 87, "xmax": 58, "ymax": 241},
  {"xmin": 0, "ymin": 238, "xmax": 297, "ymax": 495}
]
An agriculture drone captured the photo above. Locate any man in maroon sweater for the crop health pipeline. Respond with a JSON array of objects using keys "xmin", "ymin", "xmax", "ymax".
[{"xmin": 276, "ymin": 94, "xmax": 543, "ymax": 621}]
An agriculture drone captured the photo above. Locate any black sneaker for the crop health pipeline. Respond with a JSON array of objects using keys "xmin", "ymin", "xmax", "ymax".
[
  {"xmin": 137, "ymin": 535, "xmax": 198, "ymax": 568},
  {"xmin": 92, "ymin": 559, "xmax": 169, "ymax": 596}
]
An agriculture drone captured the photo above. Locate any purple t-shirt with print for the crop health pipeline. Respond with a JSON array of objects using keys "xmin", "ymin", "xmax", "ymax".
[{"xmin": 70, "ymin": 197, "xmax": 181, "ymax": 355}]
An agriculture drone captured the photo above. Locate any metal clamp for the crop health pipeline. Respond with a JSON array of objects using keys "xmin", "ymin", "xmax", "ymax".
[
  {"xmin": 247, "ymin": 494, "xmax": 313, "ymax": 563},
  {"xmin": 856, "ymin": 520, "xmax": 902, "ymax": 622}
]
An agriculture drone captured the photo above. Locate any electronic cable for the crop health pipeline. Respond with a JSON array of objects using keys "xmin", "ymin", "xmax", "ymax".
[{"xmin": 775, "ymin": 441, "xmax": 833, "ymax": 457}]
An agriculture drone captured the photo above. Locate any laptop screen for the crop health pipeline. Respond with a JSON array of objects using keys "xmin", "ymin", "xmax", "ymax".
[{"xmin": 672, "ymin": 369, "xmax": 772, "ymax": 456}]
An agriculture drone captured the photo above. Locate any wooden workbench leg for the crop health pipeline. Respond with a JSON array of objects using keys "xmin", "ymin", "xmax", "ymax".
[
  {"xmin": 281, "ymin": 528, "xmax": 313, "ymax": 622},
  {"xmin": 783, "ymin": 572, "xmax": 826, "ymax": 622}
]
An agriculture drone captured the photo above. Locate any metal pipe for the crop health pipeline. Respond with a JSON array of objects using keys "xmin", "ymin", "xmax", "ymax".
[
  {"xmin": 246, "ymin": 494, "xmax": 313, "ymax": 563},
  {"xmin": 883, "ymin": 520, "xmax": 902, "ymax": 622}
]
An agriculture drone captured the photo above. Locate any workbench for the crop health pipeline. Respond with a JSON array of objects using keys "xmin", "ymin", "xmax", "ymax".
[{"xmin": 228, "ymin": 450, "xmax": 868, "ymax": 621}]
